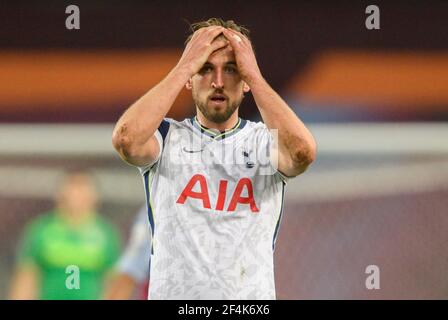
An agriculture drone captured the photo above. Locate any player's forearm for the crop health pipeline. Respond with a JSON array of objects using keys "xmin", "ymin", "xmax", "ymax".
[
  {"xmin": 250, "ymin": 76, "xmax": 317, "ymax": 172},
  {"xmin": 112, "ymin": 65, "xmax": 190, "ymax": 149}
]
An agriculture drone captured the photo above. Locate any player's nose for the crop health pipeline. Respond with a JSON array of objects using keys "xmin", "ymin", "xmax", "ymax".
[{"xmin": 211, "ymin": 69, "xmax": 224, "ymax": 89}]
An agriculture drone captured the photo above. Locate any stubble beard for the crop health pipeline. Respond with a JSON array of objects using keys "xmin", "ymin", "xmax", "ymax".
[{"xmin": 194, "ymin": 94, "xmax": 243, "ymax": 124}]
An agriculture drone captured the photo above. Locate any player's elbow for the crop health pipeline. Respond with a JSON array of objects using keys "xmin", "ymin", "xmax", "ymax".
[
  {"xmin": 112, "ymin": 123, "xmax": 137, "ymax": 160},
  {"xmin": 290, "ymin": 139, "xmax": 317, "ymax": 176},
  {"xmin": 303, "ymin": 137, "xmax": 317, "ymax": 165},
  {"xmin": 112, "ymin": 123, "xmax": 158, "ymax": 167}
]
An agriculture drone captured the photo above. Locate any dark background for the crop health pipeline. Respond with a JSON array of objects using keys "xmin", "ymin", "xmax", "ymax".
[{"xmin": 1, "ymin": 0, "xmax": 447, "ymax": 121}]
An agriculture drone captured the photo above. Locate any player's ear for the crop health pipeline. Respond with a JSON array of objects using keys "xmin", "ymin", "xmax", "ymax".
[
  {"xmin": 186, "ymin": 78, "xmax": 193, "ymax": 90},
  {"xmin": 243, "ymin": 82, "xmax": 251, "ymax": 93}
]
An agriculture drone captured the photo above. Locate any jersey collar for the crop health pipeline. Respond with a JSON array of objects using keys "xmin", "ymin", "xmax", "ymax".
[{"xmin": 190, "ymin": 116, "xmax": 247, "ymax": 140}]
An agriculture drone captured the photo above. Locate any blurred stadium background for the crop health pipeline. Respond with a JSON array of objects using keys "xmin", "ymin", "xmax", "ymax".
[{"xmin": 1, "ymin": 1, "xmax": 447, "ymax": 299}]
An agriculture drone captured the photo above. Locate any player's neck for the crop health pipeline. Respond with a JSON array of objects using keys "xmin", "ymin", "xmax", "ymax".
[
  {"xmin": 56, "ymin": 206, "xmax": 95, "ymax": 226},
  {"xmin": 196, "ymin": 113, "xmax": 239, "ymax": 132}
]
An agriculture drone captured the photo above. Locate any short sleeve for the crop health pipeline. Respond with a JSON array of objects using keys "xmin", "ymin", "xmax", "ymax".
[
  {"xmin": 137, "ymin": 119, "xmax": 171, "ymax": 175},
  {"xmin": 115, "ymin": 206, "xmax": 151, "ymax": 282},
  {"xmin": 255, "ymin": 124, "xmax": 289, "ymax": 184}
]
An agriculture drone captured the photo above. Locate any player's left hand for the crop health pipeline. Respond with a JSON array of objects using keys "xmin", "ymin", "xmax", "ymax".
[{"xmin": 222, "ymin": 28, "xmax": 263, "ymax": 85}]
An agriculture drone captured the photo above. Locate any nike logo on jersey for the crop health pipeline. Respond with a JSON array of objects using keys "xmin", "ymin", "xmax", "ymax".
[{"xmin": 182, "ymin": 146, "xmax": 204, "ymax": 153}]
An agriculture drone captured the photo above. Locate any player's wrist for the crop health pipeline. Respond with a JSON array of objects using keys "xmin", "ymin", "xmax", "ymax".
[
  {"xmin": 173, "ymin": 62, "xmax": 196, "ymax": 80},
  {"xmin": 170, "ymin": 63, "xmax": 194, "ymax": 85},
  {"xmin": 244, "ymin": 70, "xmax": 265, "ymax": 88}
]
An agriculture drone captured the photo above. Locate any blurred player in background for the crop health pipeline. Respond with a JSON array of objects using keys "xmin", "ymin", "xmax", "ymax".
[
  {"xmin": 112, "ymin": 18, "xmax": 316, "ymax": 299},
  {"xmin": 103, "ymin": 205, "xmax": 151, "ymax": 299},
  {"xmin": 9, "ymin": 170, "xmax": 121, "ymax": 300}
]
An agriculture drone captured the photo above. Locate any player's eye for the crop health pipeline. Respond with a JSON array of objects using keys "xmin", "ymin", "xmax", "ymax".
[
  {"xmin": 224, "ymin": 66, "xmax": 237, "ymax": 74},
  {"xmin": 200, "ymin": 66, "xmax": 213, "ymax": 74}
]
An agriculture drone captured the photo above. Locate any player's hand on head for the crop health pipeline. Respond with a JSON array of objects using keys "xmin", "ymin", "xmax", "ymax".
[
  {"xmin": 222, "ymin": 28, "xmax": 262, "ymax": 84},
  {"xmin": 178, "ymin": 26, "xmax": 230, "ymax": 76}
]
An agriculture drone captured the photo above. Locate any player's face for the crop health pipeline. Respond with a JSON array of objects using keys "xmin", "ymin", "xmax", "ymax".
[
  {"xmin": 58, "ymin": 174, "xmax": 98, "ymax": 216},
  {"xmin": 188, "ymin": 42, "xmax": 249, "ymax": 123}
]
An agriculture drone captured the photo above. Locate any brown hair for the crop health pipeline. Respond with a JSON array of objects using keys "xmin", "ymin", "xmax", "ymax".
[{"xmin": 184, "ymin": 17, "xmax": 251, "ymax": 46}]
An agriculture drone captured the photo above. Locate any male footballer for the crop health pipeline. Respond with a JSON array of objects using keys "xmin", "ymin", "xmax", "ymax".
[{"xmin": 112, "ymin": 18, "xmax": 316, "ymax": 299}]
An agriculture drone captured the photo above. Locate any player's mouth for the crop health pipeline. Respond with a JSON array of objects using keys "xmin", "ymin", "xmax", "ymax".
[{"xmin": 209, "ymin": 94, "xmax": 227, "ymax": 106}]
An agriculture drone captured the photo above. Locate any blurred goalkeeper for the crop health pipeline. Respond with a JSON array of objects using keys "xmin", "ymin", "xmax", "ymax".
[
  {"xmin": 112, "ymin": 18, "xmax": 316, "ymax": 299},
  {"xmin": 9, "ymin": 170, "xmax": 121, "ymax": 300}
]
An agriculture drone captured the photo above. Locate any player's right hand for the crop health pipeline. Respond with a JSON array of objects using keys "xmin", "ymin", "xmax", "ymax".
[{"xmin": 177, "ymin": 26, "xmax": 229, "ymax": 76}]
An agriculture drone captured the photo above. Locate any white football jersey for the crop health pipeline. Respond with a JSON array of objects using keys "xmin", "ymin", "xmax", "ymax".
[{"xmin": 137, "ymin": 117, "xmax": 287, "ymax": 300}]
